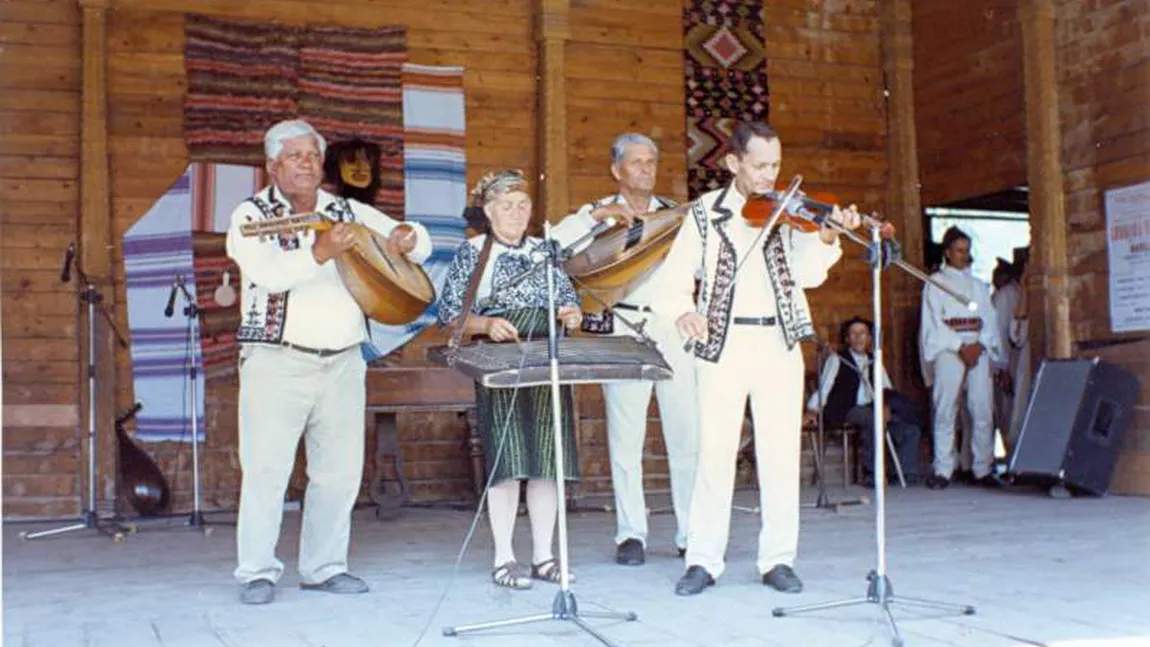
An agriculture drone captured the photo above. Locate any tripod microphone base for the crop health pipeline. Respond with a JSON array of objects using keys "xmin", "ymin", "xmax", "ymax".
[
  {"xmin": 443, "ymin": 589, "xmax": 637, "ymax": 646},
  {"xmin": 183, "ymin": 509, "xmax": 235, "ymax": 535},
  {"xmin": 801, "ymin": 488, "xmax": 869, "ymax": 511},
  {"xmin": 19, "ymin": 510, "xmax": 133, "ymax": 543},
  {"xmin": 772, "ymin": 571, "xmax": 975, "ymax": 647}
]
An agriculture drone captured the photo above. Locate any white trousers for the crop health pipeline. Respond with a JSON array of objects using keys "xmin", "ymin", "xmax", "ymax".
[
  {"xmin": 684, "ymin": 325, "xmax": 803, "ymax": 579},
  {"xmin": 603, "ymin": 311, "xmax": 699, "ymax": 549},
  {"xmin": 930, "ymin": 351, "xmax": 994, "ymax": 478},
  {"xmin": 234, "ymin": 345, "xmax": 366, "ymax": 585}
]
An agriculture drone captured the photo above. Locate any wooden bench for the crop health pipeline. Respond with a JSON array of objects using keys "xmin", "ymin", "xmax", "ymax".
[{"xmin": 365, "ymin": 367, "xmax": 481, "ymax": 519}]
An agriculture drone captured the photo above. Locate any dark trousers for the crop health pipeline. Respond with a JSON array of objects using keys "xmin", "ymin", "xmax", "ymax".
[{"xmin": 844, "ymin": 405, "xmax": 922, "ymax": 481}]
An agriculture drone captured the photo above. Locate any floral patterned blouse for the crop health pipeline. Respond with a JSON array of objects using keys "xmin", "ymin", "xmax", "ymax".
[{"xmin": 437, "ymin": 234, "xmax": 580, "ymax": 325}]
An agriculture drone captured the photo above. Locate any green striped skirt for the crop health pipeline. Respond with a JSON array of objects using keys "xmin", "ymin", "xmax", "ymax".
[{"xmin": 474, "ymin": 308, "xmax": 579, "ymax": 484}]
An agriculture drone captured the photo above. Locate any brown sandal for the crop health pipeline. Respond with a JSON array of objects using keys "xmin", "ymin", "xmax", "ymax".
[
  {"xmin": 491, "ymin": 561, "xmax": 532, "ymax": 590},
  {"xmin": 531, "ymin": 558, "xmax": 575, "ymax": 585}
]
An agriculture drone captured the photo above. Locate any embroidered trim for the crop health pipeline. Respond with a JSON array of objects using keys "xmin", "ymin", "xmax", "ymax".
[
  {"xmin": 699, "ymin": 214, "xmax": 736, "ymax": 362},
  {"xmin": 945, "ymin": 317, "xmax": 982, "ymax": 332},
  {"xmin": 235, "ymin": 188, "xmax": 292, "ymax": 345},
  {"xmin": 764, "ymin": 229, "xmax": 815, "ymax": 349}
]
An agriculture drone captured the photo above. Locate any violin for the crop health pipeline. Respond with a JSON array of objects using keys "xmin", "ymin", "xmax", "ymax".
[{"xmin": 742, "ymin": 190, "xmax": 895, "ymax": 238}]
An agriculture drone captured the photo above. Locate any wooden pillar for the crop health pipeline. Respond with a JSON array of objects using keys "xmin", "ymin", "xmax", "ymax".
[
  {"xmin": 535, "ymin": 0, "xmax": 570, "ymax": 225},
  {"xmin": 78, "ymin": 0, "xmax": 118, "ymax": 511},
  {"xmin": 1019, "ymin": 0, "xmax": 1072, "ymax": 359},
  {"xmin": 880, "ymin": 0, "xmax": 923, "ymax": 389}
]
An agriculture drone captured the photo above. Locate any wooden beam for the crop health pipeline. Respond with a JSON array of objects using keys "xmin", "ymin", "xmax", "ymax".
[
  {"xmin": 535, "ymin": 0, "xmax": 569, "ymax": 225},
  {"xmin": 1019, "ymin": 0, "xmax": 1072, "ymax": 359},
  {"xmin": 880, "ymin": 0, "xmax": 921, "ymax": 389},
  {"xmin": 78, "ymin": 0, "xmax": 119, "ymax": 513}
]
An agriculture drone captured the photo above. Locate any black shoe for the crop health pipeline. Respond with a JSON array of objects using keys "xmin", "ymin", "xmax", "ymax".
[
  {"xmin": 675, "ymin": 565, "xmax": 715, "ymax": 596},
  {"xmin": 761, "ymin": 565, "xmax": 803, "ymax": 593},
  {"xmin": 954, "ymin": 469, "xmax": 975, "ymax": 485},
  {"xmin": 615, "ymin": 538, "xmax": 645, "ymax": 566},
  {"xmin": 925, "ymin": 474, "xmax": 951, "ymax": 490},
  {"xmin": 677, "ymin": 547, "xmax": 687, "ymax": 559},
  {"xmin": 973, "ymin": 474, "xmax": 1004, "ymax": 488}
]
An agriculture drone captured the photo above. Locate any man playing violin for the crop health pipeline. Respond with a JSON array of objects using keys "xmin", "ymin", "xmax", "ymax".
[
  {"xmin": 653, "ymin": 121, "xmax": 861, "ymax": 596},
  {"xmin": 552, "ymin": 133, "xmax": 700, "ymax": 568},
  {"xmin": 225, "ymin": 119, "xmax": 432, "ymax": 605}
]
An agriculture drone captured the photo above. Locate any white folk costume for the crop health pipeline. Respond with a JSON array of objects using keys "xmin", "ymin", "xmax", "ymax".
[
  {"xmin": 652, "ymin": 184, "xmax": 842, "ymax": 579},
  {"xmin": 991, "ymin": 279, "xmax": 1030, "ymax": 451},
  {"xmin": 226, "ymin": 185, "xmax": 431, "ymax": 586},
  {"xmin": 552, "ymin": 194, "xmax": 700, "ymax": 553},
  {"xmin": 919, "ymin": 263, "xmax": 1001, "ymax": 480}
]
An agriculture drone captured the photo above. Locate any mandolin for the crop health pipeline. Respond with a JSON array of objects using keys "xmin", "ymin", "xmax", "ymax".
[
  {"xmin": 116, "ymin": 403, "xmax": 170, "ymax": 517},
  {"xmin": 240, "ymin": 213, "xmax": 435, "ymax": 325},
  {"xmin": 562, "ymin": 204, "xmax": 689, "ymax": 308}
]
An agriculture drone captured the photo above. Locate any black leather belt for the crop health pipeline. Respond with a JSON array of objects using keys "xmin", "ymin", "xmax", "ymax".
[
  {"xmin": 733, "ymin": 316, "xmax": 776, "ymax": 326},
  {"xmin": 281, "ymin": 341, "xmax": 358, "ymax": 357},
  {"xmin": 614, "ymin": 302, "xmax": 652, "ymax": 313}
]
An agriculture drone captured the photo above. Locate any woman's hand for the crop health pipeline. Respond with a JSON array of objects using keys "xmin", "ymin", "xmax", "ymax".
[
  {"xmin": 558, "ymin": 305, "xmax": 583, "ymax": 330},
  {"xmin": 483, "ymin": 317, "xmax": 519, "ymax": 342}
]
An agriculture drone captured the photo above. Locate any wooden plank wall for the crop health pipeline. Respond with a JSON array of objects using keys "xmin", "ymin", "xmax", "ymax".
[
  {"xmin": 0, "ymin": 0, "xmax": 84, "ymax": 518},
  {"xmin": 1, "ymin": 0, "xmax": 888, "ymax": 517},
  {"xmin": 1056, "ymin": 0, "xmax": 1150, "ymax": 494},
  {"xmin": 911, "ymin": 0, "xmax": 1027, "ymax": 206}
]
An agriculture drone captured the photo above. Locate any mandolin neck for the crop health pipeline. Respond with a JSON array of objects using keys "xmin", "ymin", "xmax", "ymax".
[{"xmin": 238, "ymin": 212, "xmax": 333, "ymax": 238}]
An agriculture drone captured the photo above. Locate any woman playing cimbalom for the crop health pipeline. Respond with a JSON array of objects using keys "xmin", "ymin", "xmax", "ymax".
[{"xmin": 437, "ymin": 169, "xmax": 583, "ymax": 590}]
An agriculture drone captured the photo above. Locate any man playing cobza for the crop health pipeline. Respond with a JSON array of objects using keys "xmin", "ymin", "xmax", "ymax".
[{"xmin": 226, "ymin": 119, "xmax": 431, "ymax": 605}]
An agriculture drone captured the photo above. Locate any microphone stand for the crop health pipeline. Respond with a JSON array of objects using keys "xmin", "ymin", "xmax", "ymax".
[
  {"xmin": 443, "ymin": 223, "xmax": 637, "ymax": 646},
  {"xmin": 21, "ymin": 245, "xmax": 133, "ymax": 542},
  {"xmin": 167, "ymin": 276, "xmax": 232, "ymax": 534},
  {"xmin": 772, "ymin": 221, "xmax": 976, "ymax": 647},
  {"xmin": 801, "ymin": 339, "xmax": 868, "ymax": 512}
]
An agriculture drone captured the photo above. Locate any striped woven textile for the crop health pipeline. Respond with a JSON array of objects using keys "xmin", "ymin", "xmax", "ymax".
[
  {"xmin": 299, "ymin": 25, "xmax": 407, "ymax": 217},
  {"xmin": 362, "ymin": 64, "xmax": 468, "ymax": 362},
  {"xmin": 682, "ymin": 0, "xmax": 769, "ymax": 197},
  {"xmin": 184, "ymin": 15, "xmax": 299, "ymax": 166},
  {"xmin": 123, "ymin": 170, "xmax": 205, "ymax": 442},
  {"xmin": 124, "ymin": 164, "xmax": 262, "ymax": 441},
  {"xmin": 184, "ymin": 15, "xmax": 408, "ymax": 216}
]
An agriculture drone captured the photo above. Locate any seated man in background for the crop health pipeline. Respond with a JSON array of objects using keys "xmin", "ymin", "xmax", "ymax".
[{"xmin": 804, "ymin": 317, "xmax": 923, "ymax": 486}]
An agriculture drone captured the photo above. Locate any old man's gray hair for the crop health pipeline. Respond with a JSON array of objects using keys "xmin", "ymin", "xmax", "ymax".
[
  {"xmin": 610, "ymin": 133, "xmax": 658, "ymax": 165},
  {"xmin": 264, "ymin": 119, "xmax": 327, "ymax": 160}
]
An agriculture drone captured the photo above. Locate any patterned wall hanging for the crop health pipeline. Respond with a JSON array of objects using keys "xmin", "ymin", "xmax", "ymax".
[
  {"xmin": 184, "ymin": 15, "xmax": 407, "ymax": 217},
  {"xmin": 683, "ymin": 0, "xmax": 769, "ymax": 197}
]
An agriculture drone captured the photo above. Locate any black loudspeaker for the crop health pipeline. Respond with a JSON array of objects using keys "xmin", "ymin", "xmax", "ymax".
[{"xmin": 1009, "ymin": 358, "xmax": 1139, "ymax": 495}]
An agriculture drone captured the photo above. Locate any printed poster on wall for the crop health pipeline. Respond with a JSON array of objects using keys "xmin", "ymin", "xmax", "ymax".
[{"xmin": 1105, "ymin": 179, "xmax": 1150, "ymax": 333}]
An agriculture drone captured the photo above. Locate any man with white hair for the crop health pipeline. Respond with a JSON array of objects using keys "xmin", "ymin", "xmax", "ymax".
[
  {"xmin": 552, "ymin": 133, "xmax": 700, "ymax": 567},
  {"xmin": 226, "ymin": 119, "xmax": 432, "ymax": 605}
]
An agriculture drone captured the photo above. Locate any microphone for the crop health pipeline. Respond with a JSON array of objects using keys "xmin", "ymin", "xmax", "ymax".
[
  {"xmin": 60, "ymin": 243, "xmax": 75, "ymax": 283},
  {"xmin": 163, "ymin": 275, "xmax": 182, "ymax": 318}
]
